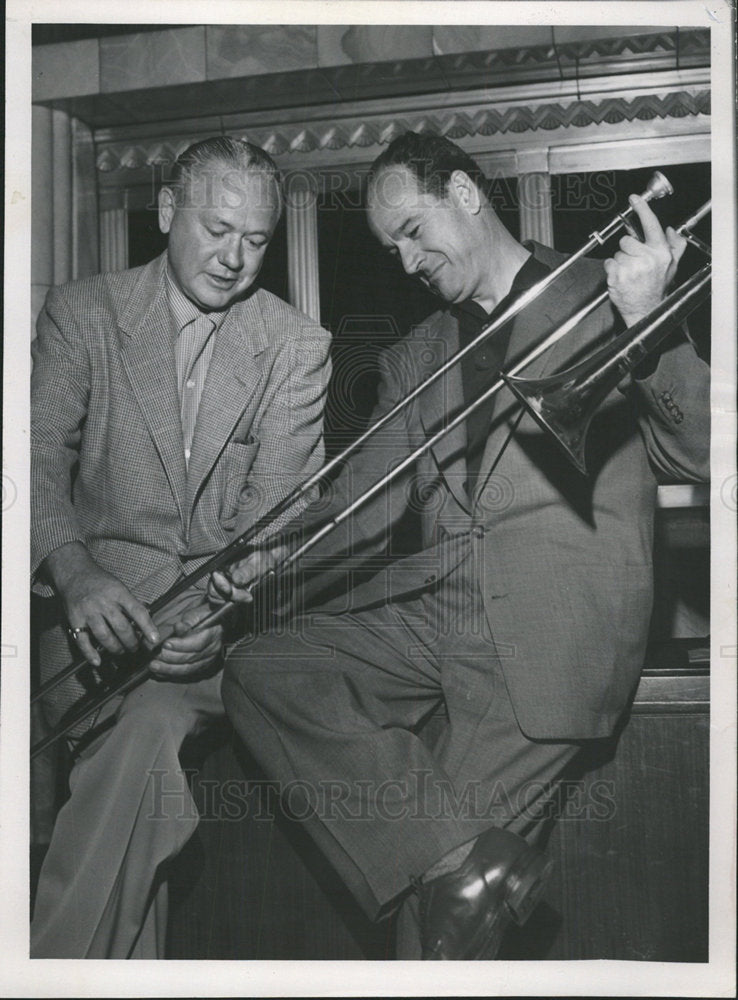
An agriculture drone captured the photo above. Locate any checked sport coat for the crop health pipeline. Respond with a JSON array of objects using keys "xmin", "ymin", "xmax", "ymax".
[{"xmin": 31, "ymin": 252, "xmax": 332, "ymax": 716}]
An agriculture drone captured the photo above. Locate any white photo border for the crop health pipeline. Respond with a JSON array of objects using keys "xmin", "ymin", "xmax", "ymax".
[{"xmin": 3, "ymin": 2, "xmax": 735, "ymax": 996}]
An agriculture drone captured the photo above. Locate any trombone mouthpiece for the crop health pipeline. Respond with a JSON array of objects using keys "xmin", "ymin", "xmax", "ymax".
[{"xmin": 643, "ymin": 171, "xmax": 673, "ymax": 202}]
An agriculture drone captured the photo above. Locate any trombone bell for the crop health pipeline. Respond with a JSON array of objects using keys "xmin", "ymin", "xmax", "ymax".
[
  {"xmin": 503, "ymin": 264, "xmax": 712, "ymax": 476},
  {"xmin": 502, "ymin": 368, "xmax": 591, "ymax": 474}
]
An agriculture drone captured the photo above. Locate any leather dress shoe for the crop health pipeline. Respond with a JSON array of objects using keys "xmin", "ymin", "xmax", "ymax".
[{"xmin": 418, "ymin": 827, "xmax": 553, "ymax": 960}]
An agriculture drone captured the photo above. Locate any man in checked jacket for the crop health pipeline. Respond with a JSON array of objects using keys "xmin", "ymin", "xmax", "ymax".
[{"xmin": 30, "ymin": 137, "xmax": 331, "ymax": 958}]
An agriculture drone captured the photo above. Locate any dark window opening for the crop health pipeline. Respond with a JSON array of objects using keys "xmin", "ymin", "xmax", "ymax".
[
  {"xmin": 317, "ymin": 176, "xmax": 519, "ymax": 451},
  {"xmin": 551, "ymin": 163, "xmax": 711, "ymax": 361}
]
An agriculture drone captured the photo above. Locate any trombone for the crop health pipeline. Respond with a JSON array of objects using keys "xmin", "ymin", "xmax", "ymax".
[{"xmin": 31, "ymin": 180, "xmax": 711, "ymax": 758}]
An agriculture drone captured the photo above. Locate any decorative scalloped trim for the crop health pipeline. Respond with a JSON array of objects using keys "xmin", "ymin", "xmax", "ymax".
[{"xmin": 96, "ymin": 90, "xmax": 711, "ymax": 172}]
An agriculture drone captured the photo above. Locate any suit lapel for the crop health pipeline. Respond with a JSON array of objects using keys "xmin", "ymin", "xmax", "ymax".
[
  {"xmin": 474, "ymin": 249, "xmax": 591, "ymax": 498},
  {"xmin": 118, "ymin": 256, "xmax": 188, "ymax": 522},
  {"xmin": 186, "ymin": 291, "xmax": 269, "ymax": 511},
  {"xmin": 416, "ymin": 317, "xmax": 471, "ymax": 514}
]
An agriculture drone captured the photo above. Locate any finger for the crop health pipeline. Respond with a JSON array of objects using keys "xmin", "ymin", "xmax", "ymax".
[
  {"xmin": 154, "ymin": 651, "xmax": 218, "ymax": 671},
  {"xmin": 161, "ymin": 627, "xmax": 222, "ymax": 656},
  {"xmin": 75, "ymin": 631, "xmax": 101, "ymax": 667},
  {"xmin": 229, "ymin": 562, "xmax": 256, "ymax": 587},
  {"xmin": 604, "ymin": 253, "xmax": 641, "ymax": 275},
  {"xmin": 618, "ymin": 234, "xmax": 650, "ymax": 257},
  {"xmin": 181, "ymin": 602, "xmax": 218, "ymax": 628},
  {"xmin": 167, "ymin": 606, "xmax": 218, "ymax": 640},
  {"xmin": 207, "ymin": 578, "xmax": 229, "ymax": 605},
  {"xmin": 210, "ymin": 581, "xmax": 253, "ymax": 604},
  {"xmin": 150, "ymin": 642, "xmax": 221, "ymax": 673},
  {"xmin": 119, "ymin": 594, "xmax": 160, "ymax": 647},
  {"xmin": 628, "ymin": 194, "xmax": 668, "ymax": 247},
  {"xmin": 610, "ymin": 250, "xmax": 658, "ymax": 277},
  {"xmin": 211, "ymin": 571, "xmax": 253, "ymax": 604},
  {"xmin": 170, "ymin": 619, "xmax": 195, "ymax": 639},
  {"xmin": 209, "ymin": 571, "xmax": 235, "ymax": 600},
  {"xmin": 102, "ymin": 608, "xmax": 141, "ymax": 652},
  {"xmin": 148, "ymin": 653, "xmax": 196, "ymax": 675},
  {"xmin": 87, "ymin": 613, "xmax": 126, "ymax": 656},
  {"xmin": 666, "ymin": 226, "xmax": 687, "ymax": 266},
  {"xmin": 149, "ymin": 656, "xmax": 214, "ymax": 678}
]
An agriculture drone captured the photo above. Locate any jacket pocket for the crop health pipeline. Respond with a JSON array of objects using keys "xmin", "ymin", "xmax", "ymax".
[{"xmin": 219, "ymin": 439, "xmax": 261, "ymax": 525}]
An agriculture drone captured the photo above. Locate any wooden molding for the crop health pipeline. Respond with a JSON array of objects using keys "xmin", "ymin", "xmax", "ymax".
[{"xmin": 95, "ymin": 85, "xmax": 710, "ymax": 180}]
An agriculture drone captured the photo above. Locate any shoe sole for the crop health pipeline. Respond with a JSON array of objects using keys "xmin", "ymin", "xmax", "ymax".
[{"xmin": 505, "ymin": 851, "xmax": 554, "ymax": 926}]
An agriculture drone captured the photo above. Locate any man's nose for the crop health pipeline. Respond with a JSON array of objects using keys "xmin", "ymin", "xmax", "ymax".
[
  {"xmin": 399, "ymin": 242, "xmax": 424, "ymax": 275},
  {"xmin": 219, "ymin": 237, "xmax": 244, "ymax": 271}
]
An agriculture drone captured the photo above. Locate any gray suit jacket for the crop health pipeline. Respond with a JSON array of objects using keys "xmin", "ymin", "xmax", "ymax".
[
  {"xmin": 294, "ymin": 243, "xmax": 710, "ymax": 740},
  {"xmin": 32, "ymin": 253, "xmax": 331, "ymax": 716}
]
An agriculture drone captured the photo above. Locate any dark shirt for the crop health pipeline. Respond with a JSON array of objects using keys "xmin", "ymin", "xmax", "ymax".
[{"xmin": 454, "ymin": 249, "xmax": 551, "ymax": 495}]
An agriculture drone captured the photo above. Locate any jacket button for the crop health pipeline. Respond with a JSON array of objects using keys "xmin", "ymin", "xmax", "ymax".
[
  {"xmin": 425, "ymin": 574, "xmax": 437, "ymax": 585},
  {"xmin": 472, "ymin": 525, "xmax": 485, "ymax": 538}
]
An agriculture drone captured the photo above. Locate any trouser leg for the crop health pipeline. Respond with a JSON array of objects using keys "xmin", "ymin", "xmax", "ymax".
[
  {"xmin": 391, "ymin": 566, "xmax": 580, "ymax": 957},
  {"xmin": 224, "ymin": 555, "xmax": 579, "ymax": 919},
  {"xmin": 128, "ymin": 878, "xmax": 168, "ymax": 960},
  {"xmin": 224, "ymin": 599, "xmax": 470, "ymax": 916},
  {"xmin": 31, "ymin": 672, "xmax": 223, "ymax": 958},
  {"xmin": 394, "ymin": 713, "xmax": 579, "ymax": 960}
]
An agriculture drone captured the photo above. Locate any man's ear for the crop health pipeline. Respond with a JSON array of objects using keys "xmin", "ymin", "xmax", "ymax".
[
  {"xmin": 448, "ymin": 170, "xmax": 482, "ymax": 215},
  {"xmin": 158, "ymin": 186, "xmax": 176, "ymax": 235}
]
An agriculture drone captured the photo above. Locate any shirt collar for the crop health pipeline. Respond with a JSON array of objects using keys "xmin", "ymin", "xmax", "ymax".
[
  {"xmin": 453, "ymin": 243, "xmax": 551, "ymax": 325},
  {"xmin": 165, "ymin": 257, "xmax": 229, "ymax": 334}
]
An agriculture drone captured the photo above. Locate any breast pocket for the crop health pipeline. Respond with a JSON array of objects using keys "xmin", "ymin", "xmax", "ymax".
[{"xmin": 219, "ymin": 438, "xmax": 261, "ymax": 525}]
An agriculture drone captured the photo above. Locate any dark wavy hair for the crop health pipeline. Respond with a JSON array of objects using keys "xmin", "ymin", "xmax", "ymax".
[{"xmin": 367, "ymin": 131, "xmax": 488, "ymax": 199}]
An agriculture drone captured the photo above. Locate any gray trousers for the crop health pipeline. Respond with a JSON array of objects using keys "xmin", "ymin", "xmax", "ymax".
[
  {"xmin": 31, "ymin": 672, "xmax": 223, "ymax": 958},
  {"xmin": 223, "ymin": 536, "xmax": 578, "ymax": 926}
]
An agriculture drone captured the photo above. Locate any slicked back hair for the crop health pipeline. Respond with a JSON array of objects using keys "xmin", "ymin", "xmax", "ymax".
[
  {"xmin": 367, "ymin": 131, "xmax": 488, "ymax": 201},
  {"xmin": 168, "ymin": 136, "xmax": 283, "ymax": 214}
]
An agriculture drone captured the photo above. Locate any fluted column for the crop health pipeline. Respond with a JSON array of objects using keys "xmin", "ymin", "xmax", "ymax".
[
  {"xmin": 32, "ymin": 105, "xmax": 54, "ymax": 331},
  {"xmin": 517, "ymin": 149, "xmax": 554, "ymax": 248},
  {"xmin": 285, "ymin": 172, "xmax": 320, "ymax": 322},
  {"xmin": 99, "ymin": 208, "xmax": 129, "ymax": 273},
  {"xmin": 32, "ymin": 106, "xmax": 99, "ymax": 332},
  {"xmin": 51, "ymin": 109, "xmax": 73, "ymax": 284},
  {"xmin": 72, "ymin": 117, "xmax": 99, "ymax": 280}
]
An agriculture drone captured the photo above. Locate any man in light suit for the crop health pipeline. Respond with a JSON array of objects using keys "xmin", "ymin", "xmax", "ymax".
[
  {"xmin": 216, "ymin": 133, "xmax": 710, "ymax": 958},
  {"xmin": 30, "ymin": 137, "xmax": 332, "ymax": 958}
]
